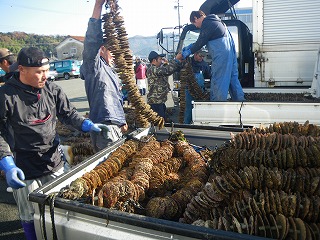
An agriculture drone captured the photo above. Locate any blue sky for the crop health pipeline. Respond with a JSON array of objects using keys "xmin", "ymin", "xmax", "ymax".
[{"xmin": 0, "ymin": 0, "xmax": 251, "ymax": 37}]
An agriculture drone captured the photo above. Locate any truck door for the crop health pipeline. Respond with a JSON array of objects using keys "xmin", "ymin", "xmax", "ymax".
[{"xmin": 224, "ymin": 19, "xmax": 254, "ymax": 87}]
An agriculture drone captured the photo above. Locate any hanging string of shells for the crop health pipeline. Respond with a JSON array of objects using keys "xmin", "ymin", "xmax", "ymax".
[
  {"xmin": 102, "ymin": 0, "xmax": 165, "ymax": 129},
  {"xmin": 179, "ymin": 59, "xmax": 210, "ymax": 123}
]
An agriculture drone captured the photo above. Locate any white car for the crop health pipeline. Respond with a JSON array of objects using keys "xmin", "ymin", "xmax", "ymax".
[{"xmin": 47, "ymin": 70, "xmax": 58, "ymax": 81}]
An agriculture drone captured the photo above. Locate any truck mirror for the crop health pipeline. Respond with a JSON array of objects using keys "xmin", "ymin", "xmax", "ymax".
[{"xmin": 157, "ymin": 30, "xmax": 164, "ymax": 44}]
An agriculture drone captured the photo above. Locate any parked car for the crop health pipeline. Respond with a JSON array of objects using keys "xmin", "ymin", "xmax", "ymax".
[
  {"xmin": 49, "ymin": 59, "xmax": 81, "ymax": 80},
  {"xmin": 47, "ymin": 69, "xmax": 58, "ymax": 81}
]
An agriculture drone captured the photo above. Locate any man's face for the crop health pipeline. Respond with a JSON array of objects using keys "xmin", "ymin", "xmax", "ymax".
[
  {"xmin": 194, "ymin": 53, "xmax": 204, "ymax": 62},
  {"xmin": 100, "ymin": 46, "xmax": 114, "ymax": 66},
  {"xmin": 19, "ymin": 60, "xmax": 49, "ymax": 88},
  {"xmin": 192, "ymin": 16, "xmax": 203, "ymax": 29},
  {"xmin": 0, "ymin": 59, "xmax": 9, "ymax": 73},
  {"xmin": 153, "ymin": 57, "xmax": 162, "ymax": 67}
]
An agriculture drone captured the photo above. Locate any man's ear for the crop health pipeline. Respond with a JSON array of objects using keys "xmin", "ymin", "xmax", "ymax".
[
  {"xmin": 2, "ymin": 59, "xmax": 9, "ymax": 67},
  {"xmin": 18, "ymin": 65, "xmax": 24, "ymax": 72}
]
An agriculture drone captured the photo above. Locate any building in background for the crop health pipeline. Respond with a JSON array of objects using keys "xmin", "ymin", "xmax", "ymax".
[{"xmin": 55, "ymin": 36, "xmax": 84, "ymax": 60}]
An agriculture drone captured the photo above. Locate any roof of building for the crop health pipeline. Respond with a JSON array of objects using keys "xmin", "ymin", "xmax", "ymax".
[{"xmin": 68, "ymin": 36, "xmax": 85, "ymax": 42}]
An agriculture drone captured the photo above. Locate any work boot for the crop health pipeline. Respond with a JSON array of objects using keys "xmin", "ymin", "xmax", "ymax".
[{"xmin": 21, "ymin": 221, "xmax": 37, "ymax": 240}]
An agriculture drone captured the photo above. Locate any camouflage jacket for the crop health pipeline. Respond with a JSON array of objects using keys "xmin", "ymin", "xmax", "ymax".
[{"xmin": 146, "ymin": 60, "xmax": 182, "ymax": 104}]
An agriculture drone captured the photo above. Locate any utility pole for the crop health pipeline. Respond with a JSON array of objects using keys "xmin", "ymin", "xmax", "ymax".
[{"xmin": 174, "ymin": 0, "xmax": 183, "ymax": 35}]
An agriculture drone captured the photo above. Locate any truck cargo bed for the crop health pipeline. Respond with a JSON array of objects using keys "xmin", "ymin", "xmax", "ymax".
[
  {"xmin": 192, "ymin": 101, "xmax": 320, "ymax": 127},
  {"xmin": 29, "ymin": 126, "xmax": 267, "ymax": 240}
]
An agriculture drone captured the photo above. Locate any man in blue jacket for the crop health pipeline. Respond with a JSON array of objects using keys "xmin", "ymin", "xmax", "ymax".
[
  {"xmin": 178, "ymin": 10, "xmax": 245, "ymax": 102},
  {"xmin": 80, "ymin": 0, "xmax": 128, "ymax": 153},
  {"xmin": 0, "ymin": 46, "xmax": 104, "ymax": 239}
]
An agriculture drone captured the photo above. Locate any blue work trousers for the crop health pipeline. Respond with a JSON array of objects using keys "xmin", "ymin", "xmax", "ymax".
[
  {"xmin": 207, "ymin": 30, "xmax": 245, "ymax": 101},
  {"xmin": 184, "ymin": 72, "xmax": 205, "ymax": 124}
]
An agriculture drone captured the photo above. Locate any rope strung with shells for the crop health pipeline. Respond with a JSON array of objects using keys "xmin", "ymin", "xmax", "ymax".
[
  {"xmin": 60, "ymin": 140, "xmax": 139, "ymax": 200},
  {"xmin": 180, "ymin": 121, "xmax": 320, "ymax": 240},
  {"xmin": 178, "ymin": 59, "xmax": 209, "ymax": 123},
  {"xmin": 102, "ymin": 0, "xmax": 164, "ymax": 128}
]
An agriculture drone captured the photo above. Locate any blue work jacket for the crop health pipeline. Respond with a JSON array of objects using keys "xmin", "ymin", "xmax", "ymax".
[{"xmin": 80, "ymin": 18, "xmax": 126, "ymax": 126}]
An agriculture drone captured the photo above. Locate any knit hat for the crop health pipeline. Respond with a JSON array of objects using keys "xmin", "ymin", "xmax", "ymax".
[{"xmin": 0, "ymin": 48, "xmax": 13, "ymax": 59}]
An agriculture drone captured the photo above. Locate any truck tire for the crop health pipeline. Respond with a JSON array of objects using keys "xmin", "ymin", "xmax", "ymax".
[{"xmin": 64, "ymin": 73, "xmax": 70, "ymax": 80}]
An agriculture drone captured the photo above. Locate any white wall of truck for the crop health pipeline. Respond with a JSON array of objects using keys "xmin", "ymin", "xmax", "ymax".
[{"xmin": 252, "ymin": 0, "xmax": 320, "ymax": 88}]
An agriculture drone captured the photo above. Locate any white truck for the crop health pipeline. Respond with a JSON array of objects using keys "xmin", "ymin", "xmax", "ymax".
[{"xmin": 158, "ymin": 0, "xmax": 320, "ymax": 127}]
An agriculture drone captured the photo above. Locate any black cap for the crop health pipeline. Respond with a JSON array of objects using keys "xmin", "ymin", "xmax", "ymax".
[
  {"xmin": 17, "ymin": 47, "xmax": 49, "ymax": 67},
  {"xmin": 148, "ymin": 51, "xmax": 165, "ymax": 62}
]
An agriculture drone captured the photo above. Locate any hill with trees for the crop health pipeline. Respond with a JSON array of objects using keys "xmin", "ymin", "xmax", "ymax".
[
  {"xmin": 0, "ymin": 32, "xmax": 161, "ymax": 60},
  {"xmin": 0, "ymin": 32, "xmax": 65, "ymax": 57}
]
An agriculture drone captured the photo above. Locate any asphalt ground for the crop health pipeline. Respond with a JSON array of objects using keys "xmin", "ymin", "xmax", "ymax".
[{"xmin": 0, "ymin": 179, "xmax": 25, "ymax": 240}]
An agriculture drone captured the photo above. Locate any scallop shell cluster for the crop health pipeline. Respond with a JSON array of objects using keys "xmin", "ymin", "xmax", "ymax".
[
  {"xmin": 61, "ymin": 140, "xmax": 139, "ymax": 200},
  {"xmin": 180, "ymin": 121, "xmax": 320, "ymax": 239},
  {"xmin": 60, "ymin": 135, "xmax": 209, "ymax": 219}
]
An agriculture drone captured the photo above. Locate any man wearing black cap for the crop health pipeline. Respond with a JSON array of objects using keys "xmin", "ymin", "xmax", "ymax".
[
  {"xmin": 0, "ymin": 48, "xmax": 17, "ymax": 84},
  {"xmin": 147, "ymin": 51, "xmax": 183, "ymax": 120},
  {"xmin": 0, "ymin": 46, "xmax": 104, "ymax": 239}
]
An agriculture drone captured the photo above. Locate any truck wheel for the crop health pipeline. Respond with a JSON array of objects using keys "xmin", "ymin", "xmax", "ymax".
[{"xmin": 64, "ymin": 73, "xmax": 70, "ymax": 80}]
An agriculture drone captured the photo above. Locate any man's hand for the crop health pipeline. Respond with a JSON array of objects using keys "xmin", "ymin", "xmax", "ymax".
[
  {"xmin": 96, "ymin": 0, "xmax": 107, "ymax": 6},
  {"xmin": 182, "ymin": 43, "xmax": 193, "ymax": 52},
  {"xmin": 121, "ymin": 124, "xmax": 128, "ymax": 133},
  {"xmin": 176, "ymin": 53, "xmax": 184, "ymax": 61},
  {"xmin": 0, "ymin": 156, "xmax": 26, "ymax": 189},
  {"xmin": 182, "ymin": 48, "xmax": 192, "ymax": 59},
  {"xmin": 92, "ymin": 0, "xmax": 108, "ymax": 19}
]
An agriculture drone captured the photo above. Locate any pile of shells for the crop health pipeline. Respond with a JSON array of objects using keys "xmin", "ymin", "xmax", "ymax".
[
  {"xmin": 56, "ymin": 120, "xmax": 94, "ymax": 165},
  {"xmin": 180, "ymin": 121, "xmax": 320, "ymax": 240},
  {"xmin": 59, "ymin": 120, "xmax": 320, "ymax": 239},
  {"xmin": 146, "ymin": 140, "xmax": 209, "ymax": 220},
  {"xmin": 245, "ymin": 93, "xmax": 320, "ymax": 103},
  {"xmin": 98, "ymin": 140, "xmax": 174, "ymax": 209},
  {"xmin": 60, "ymin": 134, "xmax": 209, "ymax": 219},
  {"xmin": 61, "ymin": 139, "xmax": 139, "ymax": 200},
  {"xmin": 102, "ymin": 0, "xmax": 164, "ymax": 128}
]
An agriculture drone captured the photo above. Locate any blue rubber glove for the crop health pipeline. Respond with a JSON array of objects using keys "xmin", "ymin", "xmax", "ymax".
[
  {"xmin": 182, "ymin": 43, "xmax": 193, "ymax": 52},
  {"xmin": 81, "ymin": 120, "xmax": 111, "ymax": 133},
  {"xmin": 0, "ymin": 156, "xmax": 26, "ymax": 189},
  {"xmin": 81, "ymin": 119, "xmax": 102, "ymax": 132},
  {"xmin": 182, "ymin": 48, "xmax": 192, "ymax": 59}
]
